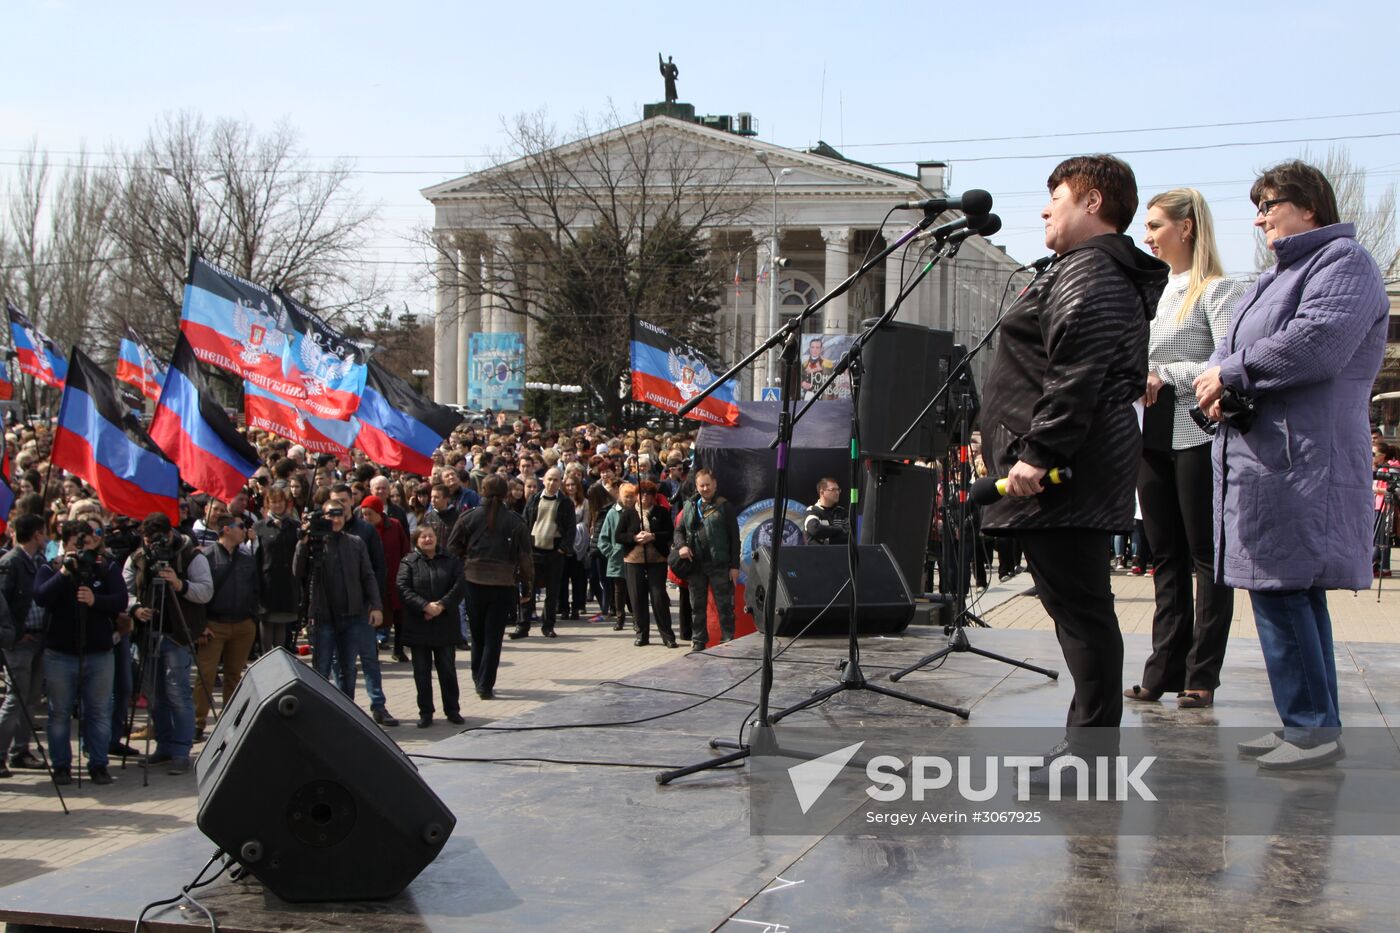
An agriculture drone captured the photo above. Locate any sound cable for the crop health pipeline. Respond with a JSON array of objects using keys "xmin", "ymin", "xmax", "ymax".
[{"xmin": 134, "ymin": 847, "xmax": 228, "ymax": 933}]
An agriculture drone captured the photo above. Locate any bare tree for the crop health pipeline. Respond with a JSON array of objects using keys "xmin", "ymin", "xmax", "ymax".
[
  {"xmin": 1255, "ymin": 146, "xmax": 1398, "ymax": 273},
  {"xmin": 423, "ymin": 107, "xmax": 759, "ymax": 426},
  {"xmin": 4, "ymin": 143, "xmax": 52, "ymax": 322},
  {"xmin": 103, "ymin": 112, "xmax": 384, "ymax": 357}
]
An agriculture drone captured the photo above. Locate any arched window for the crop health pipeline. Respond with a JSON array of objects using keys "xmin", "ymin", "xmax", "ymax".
[{"xmin": 777, "ymin": 270, "xmax": 825, "ymax": 336}]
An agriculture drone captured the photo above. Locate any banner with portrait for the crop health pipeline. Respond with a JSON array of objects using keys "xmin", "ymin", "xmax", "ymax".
[{"xmin": 799, "ymin": 334, "xmax": 855, "ymax": 401}]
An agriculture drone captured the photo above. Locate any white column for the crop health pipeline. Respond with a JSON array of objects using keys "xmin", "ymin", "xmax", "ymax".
[
  {"xmin": 456, "ymin": 240, "xmax": 478, "ymax": 407},
  {"xmin": 750, "ymin": 229, "xmax": 773, "ymax": 400},
  {"xmin": 820, "ymin": 227, "xmax": 851, "ymax": 335},
  {"xmin": 433, "ymin": 243, "xmax": 458, "ymax": 405}
]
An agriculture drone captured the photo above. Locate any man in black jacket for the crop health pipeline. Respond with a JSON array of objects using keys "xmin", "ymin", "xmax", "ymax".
[
  {"xmin": 36, "ymin": 522, "xmax": 129, "ymax": 785},
  {"xmin": 513, "ymin": 467, "xmax": 575, "ymax": 639},
  {"xmin": 803, "ymin": 477, "xmax": 849, "ymax": 545},
  {"xmin": 980, "ymin": 154, "xmax": 1167, "ymax": 754},
  {"xmin": 0, "ymin": 514, "xmax": 47, "ymax": 774},
  {"xmin": 195, "ymin": 515, "xmax": 260, "ymax": 738},
  {"xmin": 293, "ymin": 503, "xmax": 397, "ymax": 726}
]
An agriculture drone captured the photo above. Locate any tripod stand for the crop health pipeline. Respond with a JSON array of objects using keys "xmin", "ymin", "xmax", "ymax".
[
  {"xmin": 768, "ymin": 244, "xmax": 977, "ymax": 723},
  {"xmin": 0, "ymin": 647, "xmax": 69, "ymax": 811},
  {"xmin": 889, "ymin": 391, "xmax": 1059, "ymax": 685},
  {"xmin": 656, "ymin": 204, "xmax": 958, "ymax": 784}
]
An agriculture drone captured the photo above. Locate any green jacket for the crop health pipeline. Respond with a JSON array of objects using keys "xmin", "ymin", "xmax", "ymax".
[
  {"xmin": 596, "ymin": 504, "xmax": 627, "ymax": 578},
  {"xmin": 677, "ymin": 496, "xmax": 740, "ymax": 570}
]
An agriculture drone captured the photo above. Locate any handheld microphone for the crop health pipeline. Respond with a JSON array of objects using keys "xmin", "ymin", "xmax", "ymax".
[
  {"xmin": 969, "ymin": 466, "xmax": 1073, "ymax": 506},
  {"xmin": 896, "ymin": 189, "xmax": 993, "ymax": 215}
]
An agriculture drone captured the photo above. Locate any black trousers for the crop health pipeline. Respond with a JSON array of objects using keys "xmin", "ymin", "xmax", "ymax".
[
  {"xmin": 465, "ymin": 583, "xmax": 513, "ymax": 693},
  {"xmin": 676, "ymin": 583, "xmax": 693, "ymax": 643},
  {"xmin": 409, "ymin": 644, "xmax": 459, "ymax": 717},
  {"xmin": 1137, "ymin": 443, "xmax": 1234, "ymax": 692},
  {"xmin": 560, "ymin": 554, "xmax": 588, "ymax": 615},
  {"xmin": 1020, "ymin": 529, "xmax": 1123, "ymax": 730},
  {"xmin": 625, "ymin": 562, "xmax": 674, "ymax": 643},
  {"xmin": 524, "ymin": 549, "xmax": 564, "ymax": 632}
]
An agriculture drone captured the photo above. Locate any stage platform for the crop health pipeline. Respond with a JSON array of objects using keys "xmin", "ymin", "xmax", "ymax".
[{"xmin": 2, "ymin": 626, "xmax": 1398, "ymax": 932}]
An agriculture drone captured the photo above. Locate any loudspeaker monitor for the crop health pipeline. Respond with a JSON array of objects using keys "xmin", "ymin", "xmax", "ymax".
[
  {"xmin": 859, "ymin": 460, "xmax": 938, "ymax": 595},
  {"xmin": 857, "ymin": 320, "xmax": 954, "ymax": 460},
  {"xmin": 747, "ymin": 543, "xmax": 913, "ymax": 636},
  {"xmin": 195, "ymin": 648, "xmax": 455, "ymax": 903}
]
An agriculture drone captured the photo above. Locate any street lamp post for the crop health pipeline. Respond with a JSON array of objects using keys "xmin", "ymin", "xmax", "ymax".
[{"xmin": 756, "ymin": 153, "xmax": 793, "ymax": 398}]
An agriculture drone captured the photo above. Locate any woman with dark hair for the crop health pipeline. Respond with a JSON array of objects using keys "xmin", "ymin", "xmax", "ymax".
[
  {"xmin": 980, "ymin": 154, "xmax": 1168, "ymax": 764},
  {"xmin": 1125, "ymin": 189, "xmax": 1246, "ymax": 709},
  {"xmin": 397, "ymin": 524, "xmax": 465, "ymax": 726},
  {"xmin": 447, "ymin": 475, "xmax": 533, "ymax": 699},
  {"xmin": 614, "ymin": 480, "xmax": 677, "ymax": 647},
  {"xmin": 559, "ymin": 474, "xmax": 590, "ymax": 620},
  {"xmin": 1195, "ymin": 160, "xmax": 1388, "ymax": 769}
]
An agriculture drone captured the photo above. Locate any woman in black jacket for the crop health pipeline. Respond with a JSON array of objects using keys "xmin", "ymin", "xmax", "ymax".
[
  {"xmin": 614, "ymin": 481, "xmax": 677, "ymax": 648},
  {"xmin": 396, "ymin": 525, "xmax": 466, "ymax": 727},
  {"xmin": 255, "ymin": 486, "xmax": 301, "ymax": 655}
]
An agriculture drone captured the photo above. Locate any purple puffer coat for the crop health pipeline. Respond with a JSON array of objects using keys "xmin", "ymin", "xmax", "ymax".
[{"xmin": 1210, "ymin": 223, "xmax": 1388, "ymax": 591}]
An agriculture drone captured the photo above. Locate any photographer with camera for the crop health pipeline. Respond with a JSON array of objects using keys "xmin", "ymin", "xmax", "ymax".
[
  {"xmin": 293, "ymin": 503, "xmax": 394, "ymax": 724},
  {"xmin": 123, "ymin": 512, "xmax": 213, "ymax": 776},
  {"xmin": 0, "ymin": 514, "xmax": 48, "ymax": 776},
  {"xmin": 35, "ymin": 521, "xmax": 129, "ymax": 785},
  {"xmin": 194, "ymin": 514, "xmax": 260, "ymax": 739}
]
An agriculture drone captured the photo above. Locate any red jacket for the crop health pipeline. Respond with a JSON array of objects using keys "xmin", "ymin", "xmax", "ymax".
[{"xmin": 376, "ymin": 516, "xmax": 411, "ymax": 611}]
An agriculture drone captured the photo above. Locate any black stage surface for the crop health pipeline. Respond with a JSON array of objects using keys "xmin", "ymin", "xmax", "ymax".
[{"xmin": 3, "ymin": 626, "xmax": 1399, "ymax": 932}]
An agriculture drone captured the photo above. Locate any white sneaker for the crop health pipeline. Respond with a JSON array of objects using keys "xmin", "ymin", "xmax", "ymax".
[
  {"xmin": 1236, "ymin": 731, "xmax": 1284, "ymax": 757},
  {"xmin": 1256, "ymin": 740, "xmax": 1345, "ymax": 771}
]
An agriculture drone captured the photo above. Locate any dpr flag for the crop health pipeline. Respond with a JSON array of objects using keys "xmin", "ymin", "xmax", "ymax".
[
  {"xmin": 273, "ymin": 289, "xmax": 368, "ymax": 420},
  {"xmin": 0, "ymin": 358, "xmax": 13, "ymax": 402},
  {"xmin": 6, "ymin": 300, "xmax": 67, "ymax": 389},
  {"xmin": 51, "ymin": 347, "xmax": 179, "ymax": 521},
  {"xmin": 354, "ymin": 361, "xmax": 460, "ymax": 475},
  {"xmin": 244, "ymin": 381, "xmax": 360, "ymax": 458},
  {"xmin": 150, "ymin": 334, "xmax": 260, "ymax": 501},
  {"xmin": 629, "ymin": 318, "xmax": 739, "ymax": 426},
  {"xmin": 116, "ymin": 327, "xmax": 168, "ymax": 402},
  {"xmin": 178, "ymin": 255, "xmax": 306, "ymax": 403}
]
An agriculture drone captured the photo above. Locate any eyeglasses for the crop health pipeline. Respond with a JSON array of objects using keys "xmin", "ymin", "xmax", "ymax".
[{"xmin": 1256, "ymin": 198, "xmax": 1290, "ymax": 217}]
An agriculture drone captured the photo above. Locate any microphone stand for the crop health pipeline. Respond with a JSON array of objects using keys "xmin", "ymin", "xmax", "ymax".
[
  {"xmin": 768, "ymin": 234, "xmax": 976, "ymax": 724},
  {"xmin": 888, "ymin": 264, "xmax": 1059, "ymax": 686},
  {"xmin": 656, "ymin": 206, "xmax": 949, "ymax": 785}
]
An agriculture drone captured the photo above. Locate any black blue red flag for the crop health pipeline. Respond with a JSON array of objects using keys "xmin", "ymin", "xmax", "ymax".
[
  {"xmin": 629, "ymin": 318, "xmax": 738, "ymax": 426},
  {"xmin": 353, "ymin": 361, "xmax": 459, "ymax": 476},
  {"xmin": 51, "ymin": 347, "xmax": 179, "ymax": 520}
]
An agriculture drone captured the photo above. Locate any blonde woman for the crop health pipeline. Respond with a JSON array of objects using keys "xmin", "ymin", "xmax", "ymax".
[{"xmin": 1125, "ymin": 189, "xmax": 1246, "ymax": 709}]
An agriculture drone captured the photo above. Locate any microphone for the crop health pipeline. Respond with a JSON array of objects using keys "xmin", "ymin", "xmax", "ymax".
[
  {"xmin": 1021, "ymin": 255, "xmax": 1055, "ymax": 274},
  {"xmin": 969, "ymin": 467, "xmax": 1073, "ymax": 506},
  {"xmin": 945, "ymin": 213, "xmax": 1002, "ymax": 244},
  {"xmin": 896, "ymin": 189, "xmax": 993, "ymax": 215},
  {"xmin": 914, "ymin": 212, "xmax": 997, "ymax": 244}
]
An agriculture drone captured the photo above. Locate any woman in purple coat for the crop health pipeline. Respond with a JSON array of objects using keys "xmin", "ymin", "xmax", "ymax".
[{"xmin": 1195, "ymin": 161, "xmax": 1389, "ymax": 770}]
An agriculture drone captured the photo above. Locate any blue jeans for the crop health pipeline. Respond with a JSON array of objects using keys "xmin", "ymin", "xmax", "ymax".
[
  {"xmin": 314, "ymin": 614, "xmax": 388, "ymax": 711},
  {"xmin": 149, "ymin": 637, "xmax": 195, "ymax": 761},
  {"xmin": 44, "ymin": 649, "xmax": 115, "ymax": 770},
  {"xmin": 1250, "ymin": 587, "xmax": 1341, "ymax": 745}
]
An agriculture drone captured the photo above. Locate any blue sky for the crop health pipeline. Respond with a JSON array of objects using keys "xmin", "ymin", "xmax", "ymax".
[{"xmin": 5, "ymin": 0, "xmax": 1399, "ymax": 310}]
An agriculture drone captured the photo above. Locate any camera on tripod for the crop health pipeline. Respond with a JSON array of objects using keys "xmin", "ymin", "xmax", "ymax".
[
  {"xmin": 145, "ymin": 534, "xmax": 180, "ymax": 573},
  {"xmin": 1375, "ymin": 466, "xmax": 1400, "ymax": 484},
  {"xmin": 62, "ymin": 549, "xmax": 101, "ymax": 585}
]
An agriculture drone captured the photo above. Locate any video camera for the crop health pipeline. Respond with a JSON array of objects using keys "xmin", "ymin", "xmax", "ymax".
[
  {"xmin": 62, "ymin": 548, "xmax": 101, "ymax": 585},
  {"xmin": 1375, "ymin": 466, "xmax": 1400, "ymax": 484},
  {"xmin": 144, "ymin": 532, "xmax": 181, "ymax": 573}
]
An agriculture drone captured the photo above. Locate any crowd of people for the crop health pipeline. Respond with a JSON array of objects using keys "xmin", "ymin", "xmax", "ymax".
[
  {"xmin": 0, "ymin": 155, "xmax": 1392, "ymax": 793},
  {"xmin": 0, "ymin": 415, "xmax": 750, "ymax": 785}
]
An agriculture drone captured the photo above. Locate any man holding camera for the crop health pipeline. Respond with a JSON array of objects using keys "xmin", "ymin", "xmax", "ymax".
[
  {"xmin": 123, "ymin": 513, "xmax": 214, "ymax": 776},
  {"xmin": 293, "ymin": 504, "xmax": 394, "ymax": 724},
  {"xmin": 325, "ymin": 486, "xmax": 396, "ymax": 725},
  {"xmin": 0, "ymin": 514, "xmax": 48, "ymax": 776},
  {"xmin": 195, "ymin": 514, "xmax": 260, "ymax": 739},
  {"xmin": 35, "ymin": 521, "xmax": 129, "ymax": 785}
]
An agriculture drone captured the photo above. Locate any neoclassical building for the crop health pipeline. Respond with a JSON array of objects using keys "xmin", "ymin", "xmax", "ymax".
[{"xmin": 421, "ymin": 114, "xmax": 1029, "ymax": 406}]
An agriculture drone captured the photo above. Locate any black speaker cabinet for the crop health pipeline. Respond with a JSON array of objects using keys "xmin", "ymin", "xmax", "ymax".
[
  {"xmin": 195, "ymin": 648, "xmax": 455, "ymax": 903},
  {"xmin": 747, "ymin": 543, "xmax": 913, "ymax": 636},
  {"xmin": 857, "ymin": 320, "xmax": 954, "ymax": 460},
  {"xmin": 859, "ymin": 460, "xmax": 938, "ymax": 595}
]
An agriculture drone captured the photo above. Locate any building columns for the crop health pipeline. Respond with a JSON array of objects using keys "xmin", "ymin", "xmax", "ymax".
[
  {"xmin": 432, "ymin": 242, "xmax": 458, "ymax": 405},
  {"xmin": 750, "ymin": 229, "xmax": 775, "ymax": 400},
  {"xmin": 820, "ymin": 227, "xmax": 850, "ymax": 335}
]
